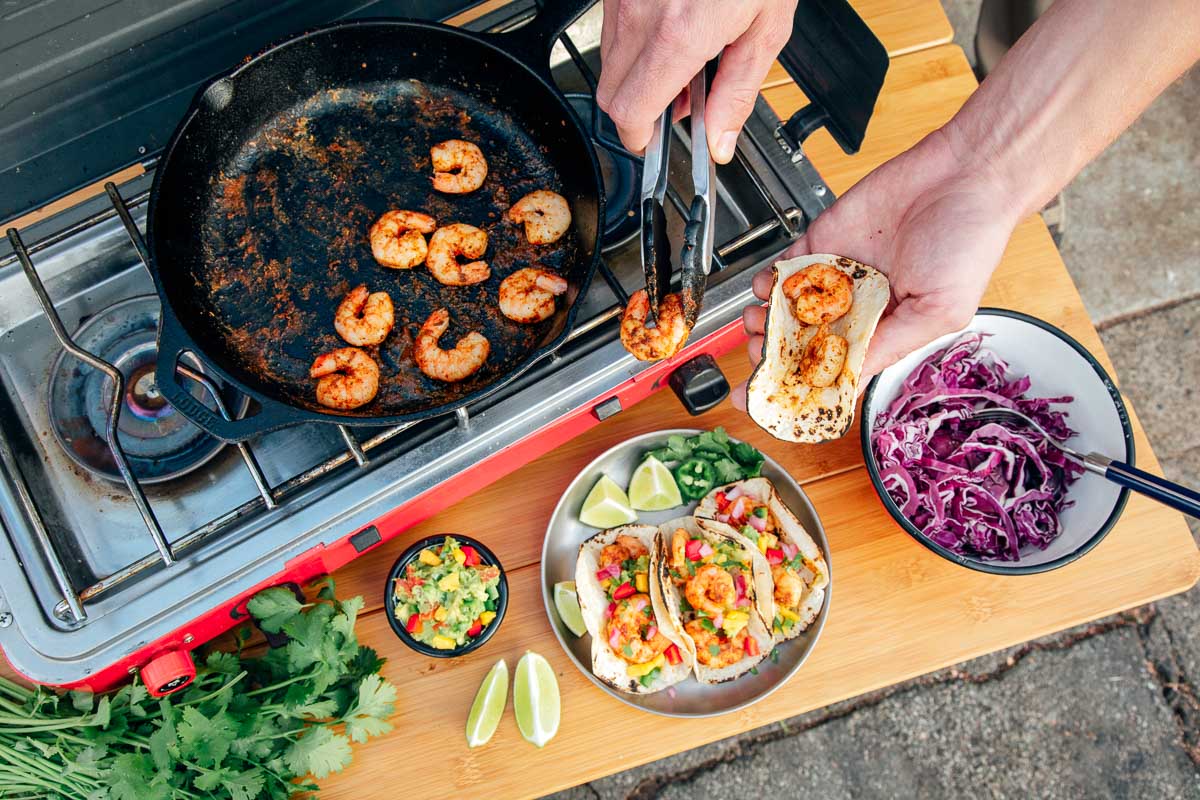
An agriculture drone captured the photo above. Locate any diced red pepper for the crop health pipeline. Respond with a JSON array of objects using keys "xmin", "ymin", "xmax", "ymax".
[
  {"xmin": 744, "ymin": 636, "xmax": 759, "ymax": 657},
  {"xmin": 664, "ymin": 644, "xmax": 682, "ymax": 665},
  {"xmin": 765, "ymin": 547, "xmax": 784, "ymax": 566},
  {"xmin": 466, "ymin": 619, "xmax": 484, "ymax": 638},
  {"xmin": 684, "ymin": 539, "xmax": 704, "ymax": 561},
  {"xmin": 460, "ymin": 545, "xmax": 480, "ymax": 566},
  {"xmin": 405, "ymin": 614, "xmax": 421, "ymax": 634},
  {"xmin": 612, "ymin": 581, "xmax": 636, "ymax": 600}
]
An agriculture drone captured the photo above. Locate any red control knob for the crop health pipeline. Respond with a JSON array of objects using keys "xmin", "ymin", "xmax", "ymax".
[{"xmin": 140, "ymin": 650, "xmax": 196, "ymax": 697}]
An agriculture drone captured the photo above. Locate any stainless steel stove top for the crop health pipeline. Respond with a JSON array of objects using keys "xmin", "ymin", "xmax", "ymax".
[{"xmin": 0, "ymin": 3, "xmax": 833, "ymax": 684}]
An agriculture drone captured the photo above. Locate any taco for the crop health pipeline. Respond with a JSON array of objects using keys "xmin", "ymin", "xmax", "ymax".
[
  {"xmin": 574, "ymin": 525, "xmax": 692, "ymax": 694},
  {"xmin": 654, "ymin": 517, "xmax": 773, "ymax": 684},
  {"xmin": 696, "ymin": 478, "xmax": 829, "ymax": 642},
  {"xmin": 747, "ymin": 253, "xmax": 889, "ymax": 443}
]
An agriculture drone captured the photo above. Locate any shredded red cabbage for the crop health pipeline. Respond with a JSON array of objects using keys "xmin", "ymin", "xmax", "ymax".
[{"xmin": 871, "ymin": 333, "xmax": 1084, "ymax": 561}]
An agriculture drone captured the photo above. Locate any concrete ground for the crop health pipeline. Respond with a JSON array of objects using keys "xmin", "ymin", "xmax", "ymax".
[{"xmin": 547, "ymin": 3, "xmax": 1200, "ymax": 797}]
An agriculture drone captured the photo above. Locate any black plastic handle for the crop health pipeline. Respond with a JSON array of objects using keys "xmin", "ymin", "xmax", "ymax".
[
  {"xmin": 487, "ymin": 0, "xmax": 595, "ymax": 78},
  {"xmin": 1105, "ymin": 461, "xmax": 1200, "ymax": 519},
  {"xmin": 669, "ymin": 353, "xmax": 730, "ymax": 416}
]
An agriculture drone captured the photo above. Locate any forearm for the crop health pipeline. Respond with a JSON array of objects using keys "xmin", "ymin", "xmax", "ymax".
[{"xmin": 944, "ymin": 0, "xmax": 1200, "ymax": 219}]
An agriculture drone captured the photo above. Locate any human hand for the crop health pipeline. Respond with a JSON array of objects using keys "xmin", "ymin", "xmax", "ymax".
[
  {"xmin": 597, "ymin": 0, "xmax": 798, "ymax": 162},
  {"xmin": 732, "ymin": 130, "xmax": 1020, "ymax": 409}
]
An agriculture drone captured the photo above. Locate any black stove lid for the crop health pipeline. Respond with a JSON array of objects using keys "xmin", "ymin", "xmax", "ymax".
[{"xmin": 0, "ymin": 0, "xmax": 485, "ymax": 226}]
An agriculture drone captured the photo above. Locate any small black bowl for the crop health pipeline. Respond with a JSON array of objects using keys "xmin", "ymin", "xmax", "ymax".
[{"xmin": 384, "ymin": 534, "xmax": 508, "ymax": 658}]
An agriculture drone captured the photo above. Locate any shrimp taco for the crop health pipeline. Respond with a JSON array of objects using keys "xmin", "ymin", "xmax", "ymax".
[
  {"xmin": 575, "ymin": 525, "xmax": 692, "ymax": 694},
  {"xmin": 655, "ymin": 517, "xmax": 773, "ymax": 684},
  {"xmin": 696, "ymin": 478, "xmax": 829, "ymax": 642},
  {"xmin": 747, "ymin": 253, "xmax": 889, "ymax": 443}
]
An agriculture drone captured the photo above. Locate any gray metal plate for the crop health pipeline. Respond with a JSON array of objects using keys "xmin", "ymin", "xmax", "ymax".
[{"xmin": 541, "ymin": 428, "xmax": 831, "ymax": 717}]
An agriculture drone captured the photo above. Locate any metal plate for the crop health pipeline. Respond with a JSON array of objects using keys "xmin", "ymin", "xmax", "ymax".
[{"xmin": 541, "ymin": 428, "xmax": 832, "ymax": 717}]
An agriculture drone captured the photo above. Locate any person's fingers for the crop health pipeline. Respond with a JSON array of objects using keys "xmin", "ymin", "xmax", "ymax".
[
  {"xmin": 731, "ymin": 381, "xmax": 747, "ymax": 411},
  {"xmin": 595, "ymin": 2, "xmax": 646, "ymax": 116},
  {"xmin": 705, "ymin": 14, "xmax": 792, "ymax": 163},
  {"xmin": 751, "ymin": 267, "xmax": 774, "ymax": 301},
  {"xmin": 747, "ymin": 334, "xmax": 764, "ymax": 366},
  {"xmin": 600, "ymin": 0, "xmax": 617, "ymax": 67},
  {"xmin": 779, "ymin": 233, "xmax": 811, "ymax": 261},
  {"xmin": 603, "ymin": 31, "xmax": 709, "ymax": 153},
  {"xmin": 671, "ymin": 90, "xmax": 691, "ymax": 124},
  {"xmin": 860, "ymin": 299, "xmax": 969, "ymax": 380},
  {"xmin": 742, "ymin": 304, "xmax": 766, "ymax": 336}
]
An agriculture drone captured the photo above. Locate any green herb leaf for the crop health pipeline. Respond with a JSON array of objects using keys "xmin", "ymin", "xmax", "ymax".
[
  {"xmin": 205, "ymin": 650, "xmax": 241, "ymax": 676},
  {"xmin": 177, "ymin": 706, "xmax": 236, "ymax": 769},
  {"xmin": 224, "ymin": 768, "xmax": 267, "ymax": 800},
  {"xmin": 711, "ymin": 457, "xmax": 744, "ymax": 484},
  {"xmin": 247, "ymin": 586, "xmax": 305, "ymax": 633},
  {"xmin": 285, "ymin": 727, "xmax": 354, "ymax": 779},
  {"xmin": 708, "ymin": 644, "xmax": 721, "ymax": 657}
]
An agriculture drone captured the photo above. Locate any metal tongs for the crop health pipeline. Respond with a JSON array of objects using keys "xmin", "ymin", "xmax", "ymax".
[{"xmin": 640, "ymin": 66, "xmax": 717, "ymax": 329}]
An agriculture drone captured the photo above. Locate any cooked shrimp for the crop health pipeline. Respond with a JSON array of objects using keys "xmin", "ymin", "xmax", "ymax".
[
  {"xmin": 685, "ymin": 619, "xmax": 750, "ymax": 669},
  {"xmin": 670, "ymin": 528, "xmax": 689, "ymax": 575},
  {"xmin": 600, "ymin": 534, "xmax": 650, "ymax": 570},
  {"xmin": 431, "ymin": 139, "xmax": 487, "ymax": 194},
  {"xmin": 620, "ymin": 290, "xmax": 689, "ymax": 362},
  {"xmin": 426, "ymin": 223, "xmax": 489, "ymax": 286},
  {"xmin": 414, "ymin": 308, "xmax": 489, "ymax": 382},
  {"xmin": 310, "ymin": 347, "xmax": 380, "ymax": 410},
  {"xmin": 772, "ymin": 565, "xmax": 805, "ymax": 609},
  {"xmin": 608, "ymin": 594, "xmax": 671, "ymax": 664},
  {"xmin": 498, "ymin": 268, "xmax": 569, "ymax": 324},
  {"xmin": 797, "ymin": 324, "xmax": 848, "ymax": 387},
  {"xmin": 507, "ymin": 190, "xmax": 571, "ymax": 244},
  {"xmin": 334, "ymin": 285, "xmax": 394, "ymax": 346},
  {"xmin": 781, "ymin": 263, "xmax": 854, "ymax": 325},
  {"xmin": 685, "ymin": 564, "xmax": 736, "ymax": 616},
  {"xmin": 369, "ymin": 210, "xmax": 437, "ymax": 269}
]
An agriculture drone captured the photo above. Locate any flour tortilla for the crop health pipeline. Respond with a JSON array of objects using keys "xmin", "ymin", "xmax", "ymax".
[
  {"xmin": 747, "ymin": 254, "xmax": 890, "ymax": 443},
  {"xmin": 653, "ymin": 517, "xmax": 773, "ymax": 684},
  {"xmin": 575, "ymin": 525, "xmax": 692, "ymax": 694},
  {"xmin": 696, "ymin": 477, "xmax": 829, "ymax": 641}
]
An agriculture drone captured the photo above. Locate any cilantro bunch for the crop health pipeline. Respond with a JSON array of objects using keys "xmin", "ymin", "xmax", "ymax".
[
  {"xmin": 0, "ymin": 579, "xmax": 395, "ymax": 799},
  {"xmin": 645, "ymin": 427, "xmax": 765, "ymax": 485}
]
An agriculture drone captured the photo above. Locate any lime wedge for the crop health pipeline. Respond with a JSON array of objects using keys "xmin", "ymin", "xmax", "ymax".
[
  {"xmin": 627, "ymin": 455, "xmax": 684, "ymax": 511},
  {"xmin": 465, "ymin": 659, "xmax": 508, "ymax": 748},
  {"xmin": 513, "ymin": 651, "xmax": 560, "ymax": 748},
  {"xmin": 553, "ymin": 581, "xmax": 588, "ymax": 638},
  {"xmin": 579, "ymin": 474, "xmax": 637, "ymax": 528}
]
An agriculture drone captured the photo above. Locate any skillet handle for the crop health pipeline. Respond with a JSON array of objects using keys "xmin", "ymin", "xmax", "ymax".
[
  {"xmin": 154, "ymin": 312, "xmax": 297, "ymax": 443},
  {"xmin": 485, "ymin": 0, "xmax": 594, "ymax": 76}
]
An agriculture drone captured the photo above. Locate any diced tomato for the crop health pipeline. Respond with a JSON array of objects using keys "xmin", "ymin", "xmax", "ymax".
[
  {"xmin": 612, "ymin": 581, "xmax": 636, "ymax": 600},
  {"xmin": 664, "ymin": 644, "xmax": 682, "ymax": 665},
  {"xmin": 466, "ymin": 619, "xmax": 484, "ymax": 638},
  {"xmin": 714, "ymin": 491, "xmax": 728, "ymax": 511},
  {"xmin": 684, "ymin": 539, "xmax": 705, "ymax": 561},
  {"xmin": 744, "ymin": 636, "xmax": 759, "ymax": 657},
  {"xmin": 605, "ymin": 602, "xmax": 617, "ymax": 619},
  {"xmin": 765, "ymin": 548, "xmax": 784, "ymax": 566},
  {"xmin": 460, "ymin": 545, "xmax": 481, "ymax": 566},
  {"xmin": 405, "ymin": 614, "xmax": 420, "ymax": 634}
]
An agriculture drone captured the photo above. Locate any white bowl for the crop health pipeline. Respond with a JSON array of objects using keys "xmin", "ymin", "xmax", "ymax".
[{"xmin": 860, "ymin": 308, "xmax": 1134, "ymax": 574}]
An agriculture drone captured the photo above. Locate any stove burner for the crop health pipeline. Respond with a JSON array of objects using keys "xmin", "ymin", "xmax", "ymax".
[
  {"xmin": 47, "ymin": 295, "xmax": 249, "ymax": 484},
  {"xmin": 566, "ymin": 94, "xmax": 640, "ymax": 252}
]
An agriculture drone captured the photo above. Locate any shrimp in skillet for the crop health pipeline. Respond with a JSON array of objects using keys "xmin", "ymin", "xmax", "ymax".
[
  {"xmin": 414, "ymin": 308, "xmax": 489, "ymax": 382},
  {"xmin": 620, "ymin": 290, "xmax": 688, "ymax": 361},
  {"xmin": 427, "ymin": 223, "xmax": 489, "ymax": 286},
  {"xmin": 334, "ymin": 285, "xmax": 394, "ymax": 347},
  {"xmin": 781, "ymin": 263, "xmax": 853, "ymax": 326},
  {"xmin": 431, "ymin": 139, "xmax": 487, "ymax": 194},
  {"xmin": 369, "ymin": 210, "xmax": 436, "ymax": 269},
  {"xmin": 507, "ymin": 190, "xmax": 571, "ymax": 244},
  {"xmin": 498, "ymin": 268, "xmax": 569, "ymax": 324},
  {"xmin": 797, "ymin": 324, "xmax": 848, "ymax": 387},
  {"xmin": 310, "ymin": 347, "xmax": 380, "ymax": 410}
]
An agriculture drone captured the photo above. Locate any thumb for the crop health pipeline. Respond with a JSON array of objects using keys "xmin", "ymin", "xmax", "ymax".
[
  {"xmin": 705, "ymin": 24, "xmax": 785, "ymax": 163},
  {"xmin": 861, "ymin": 299, "xmax": 969, "ymax": 380}
]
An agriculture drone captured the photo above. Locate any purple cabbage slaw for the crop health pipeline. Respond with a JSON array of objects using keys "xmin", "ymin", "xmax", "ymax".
[{"xmin": 870, "ymin": 333, "xmax": 1084, "ymax": 561}]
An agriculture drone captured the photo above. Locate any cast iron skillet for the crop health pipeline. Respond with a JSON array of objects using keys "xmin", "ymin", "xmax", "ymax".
[{"xmin": 147, "ymin": 2, "xmax": 603, "ymax": 442}]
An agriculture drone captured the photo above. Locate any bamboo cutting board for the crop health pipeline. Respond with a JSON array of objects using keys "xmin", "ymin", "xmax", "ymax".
[{"xmin": 317, "ymin": 38, "xmax": 1199, "ymax": 800}]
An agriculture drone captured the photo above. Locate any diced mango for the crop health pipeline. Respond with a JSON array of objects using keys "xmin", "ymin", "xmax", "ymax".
[
  {"xmin": 778, "ymin": 607, "xmax": 800, "ymax": 623},
  {"xmin": 430, "ymin": 635, "xmax": 457, "ymax": 650},
  {"xmin": 437, "ymin": 572, "xmax": 461, "ymax": 592},
  {"xmin": 479, "ymin": 610, "xmax": 497, "ymax": 626},
  {"xmin": 625, "ymin": 653, "xmax": 666, "ymax": 677},
  {"xmin": 757, "ymin": 537, "xmax": 769, "ymax": 554},
  {"xmin": 722, "ymin": 611, "xmax": 749, "ymax": 637},
  {"xmin": 451, "ymin": 548, "xmax": 467, "ymax": 565},
  {"xmin": 418, "ymin": 549, "xmax": 442, "ymax": 566},
  {"xmin": 635, "ymin": 572, "xmax": 649, "ymax": 593},
  {"xmin": 433, "ymin": 606, "xmax": 448, "ymax": 622}
]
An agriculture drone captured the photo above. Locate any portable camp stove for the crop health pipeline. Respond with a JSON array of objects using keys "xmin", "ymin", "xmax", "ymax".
[{"xmin": 0, "ymin": 0, "xmax": 884, "ymax": 694}]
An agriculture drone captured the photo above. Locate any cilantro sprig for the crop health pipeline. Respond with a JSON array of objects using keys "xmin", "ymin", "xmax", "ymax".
[
  {"xmin": 0, "ymin": 579, "xmax": 395, "ymax": 799},
  {"xmin": 646, "ymin": 427, "xmax": 765, "ymax": 486}
]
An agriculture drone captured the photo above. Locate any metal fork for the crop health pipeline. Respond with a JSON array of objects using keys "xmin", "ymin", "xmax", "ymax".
[{"xmin": 969, "ymin": 407, "xmax": 1200, "ymax": 519}]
